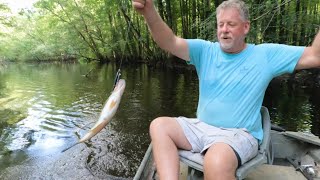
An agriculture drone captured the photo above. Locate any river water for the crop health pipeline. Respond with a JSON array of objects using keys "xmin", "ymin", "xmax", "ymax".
[{"xmin": 0, "ymin": 62, "xmax": 319, "ymax": 179}]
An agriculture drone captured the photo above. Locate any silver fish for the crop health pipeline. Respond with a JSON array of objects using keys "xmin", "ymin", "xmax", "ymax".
[{"xmin": 62, "ymin": 79, "xmax": 126, "ymax": 152}]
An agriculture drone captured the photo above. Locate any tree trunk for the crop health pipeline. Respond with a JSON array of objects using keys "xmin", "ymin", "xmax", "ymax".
[{"xmin": 293, "ymin": 0, "xmax": 300, "ymax": 45}]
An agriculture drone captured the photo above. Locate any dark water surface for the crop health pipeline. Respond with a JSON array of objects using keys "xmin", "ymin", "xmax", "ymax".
[{"xmin": 0, "ymin": 63, "xmax": 319, "ymax": 179}]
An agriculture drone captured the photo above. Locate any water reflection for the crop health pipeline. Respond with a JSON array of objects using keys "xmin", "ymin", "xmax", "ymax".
[
  {"xmin": 264, "ymin": 76, "xmax": 320, "ymax": 136},
  {"xmin": 0, "ymin": 63, "xmax": 319, "ymax": 178}
]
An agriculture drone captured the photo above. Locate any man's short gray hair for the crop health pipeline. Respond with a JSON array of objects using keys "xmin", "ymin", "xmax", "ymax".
[{"xmin": 216, "ymin": 0, "xmax": 250, "ymax": 21}]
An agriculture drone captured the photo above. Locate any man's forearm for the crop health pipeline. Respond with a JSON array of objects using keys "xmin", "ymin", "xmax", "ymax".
[
  {"xmin": 312, "ymin": 30, "xmax": 320, "ymax": 55},
  {"xmin": 312, "ymin": 30, "xmax": 320, "ymax": 67},
  {"xmin": 143, "ymin": 6, "xmax": 176, "ymax": 52}
]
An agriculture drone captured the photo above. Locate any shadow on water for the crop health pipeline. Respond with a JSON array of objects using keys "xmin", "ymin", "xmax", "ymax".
[{"xmin": 0, "ymin": 63, "xmax": 319, "ymax": 179}]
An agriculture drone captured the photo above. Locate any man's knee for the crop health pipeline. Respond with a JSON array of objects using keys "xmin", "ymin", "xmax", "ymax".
[
  {"xmin": 203, "ymin": 143, "xmax": 238, "ymax": 179},
  {"xmin": 149, "ymin": 117, "xmax": 171, "ymax": 138}
]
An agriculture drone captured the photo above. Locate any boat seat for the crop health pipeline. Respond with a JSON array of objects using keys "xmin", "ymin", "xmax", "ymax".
[{"xmin": 179, "ymin": 106, "xmax": 273, "ymax": 180}]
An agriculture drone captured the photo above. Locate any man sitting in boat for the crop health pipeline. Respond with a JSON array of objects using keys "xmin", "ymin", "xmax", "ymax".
[{"xmin": 132, "ymin": 0, "xmax": 320, "ymax": 179}]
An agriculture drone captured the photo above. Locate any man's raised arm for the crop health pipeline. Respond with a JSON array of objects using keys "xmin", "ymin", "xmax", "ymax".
[
  {"xmin": 132, "ymin": 0, "xmax": 190, "ymax": 61},
  {"xmin": 296, "ymin": 30, "xmax": 320, "ymax": 70}
]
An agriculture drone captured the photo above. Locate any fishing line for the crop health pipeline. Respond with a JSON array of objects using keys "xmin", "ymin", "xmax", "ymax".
[
  {"xmin": 62, "ymin": 6, "xmax": 130, "ymax": 155},
  {"xmin": 113, "ymin": 20, "xmax": 131, "ymax": 89},
  {"xmin": 80, "ymin": 19, "xmax": 132, "ymax": 176}
]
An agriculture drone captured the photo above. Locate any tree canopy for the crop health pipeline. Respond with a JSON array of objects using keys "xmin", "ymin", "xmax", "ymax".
[{"xmin": 0, "ymin": 0, "xmax": 319, "ymax": 64}]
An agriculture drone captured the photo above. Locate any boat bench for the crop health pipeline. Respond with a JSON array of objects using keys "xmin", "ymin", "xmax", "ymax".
[{"xmin": 179, "ymin": 106, "xmax": 273, "ymax": 180}]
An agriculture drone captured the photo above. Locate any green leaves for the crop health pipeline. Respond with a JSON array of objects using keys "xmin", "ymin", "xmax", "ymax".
[{"xmin": 0, "ymin": 0, "xmax": 319, "ymax": 63}]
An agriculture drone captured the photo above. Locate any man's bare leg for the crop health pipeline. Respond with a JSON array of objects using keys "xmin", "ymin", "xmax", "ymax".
[
  {"xmin": 203, "ymin": 142, "xmax": 238, "ymax": 180},
  {"xmin": 149, "ymin": 117, "xmax": 192, "ymax": 180}
]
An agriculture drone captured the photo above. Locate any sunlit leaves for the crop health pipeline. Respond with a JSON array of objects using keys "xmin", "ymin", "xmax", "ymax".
[
  {"xmin": 0, "ymin": 3, "xmax": 14, "ymax": 34},
  {"xmin": 0, "ymin": 0, "xmax": 319, "ymax": 62}
]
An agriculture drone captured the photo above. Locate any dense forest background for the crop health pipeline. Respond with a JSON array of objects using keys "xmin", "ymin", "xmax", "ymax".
[{"xmin": 0, "ymin": 0, "xmax": 319, "ymax": 66}]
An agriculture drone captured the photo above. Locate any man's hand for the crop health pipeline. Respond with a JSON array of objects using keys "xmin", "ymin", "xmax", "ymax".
[
  {"xmin": 132, "ymin": 0, "xmax": 154, "ymax": 16},
  {"xmin": 132, "ymin": 0, "xmax": 146, "ymax": 9}
]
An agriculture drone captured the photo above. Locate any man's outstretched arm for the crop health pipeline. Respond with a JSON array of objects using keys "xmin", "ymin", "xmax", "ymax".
[
  {"xmin": 296, "ymin": 30, "xmax": 320, "ymax": 70},
  {"xmin": 132, "ymin": 0, "xmax": 190, "ymax": 61}
]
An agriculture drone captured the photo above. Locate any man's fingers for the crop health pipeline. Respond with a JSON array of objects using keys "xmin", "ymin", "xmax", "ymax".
[
  {"xmin": 132, "ymin": 2, "xmax": 144, "ymax": 9},
  {"xmin": 132, "ymin": 0, "xmax": 146, "ymax": 9}
]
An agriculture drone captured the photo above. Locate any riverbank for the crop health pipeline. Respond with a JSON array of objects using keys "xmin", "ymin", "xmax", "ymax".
[
  {"xmin": 0, "ymin": 143, "xmax": 130, "ymax": 180},
  {"xmin": 0, "ymin": 144, "xmax": 95, "ymax": 179}
]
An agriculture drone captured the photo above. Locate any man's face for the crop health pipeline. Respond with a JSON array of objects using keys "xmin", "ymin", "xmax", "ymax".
[{"xmin": 217, "ymin": 8, "xmax": 250, "ymax": 53}]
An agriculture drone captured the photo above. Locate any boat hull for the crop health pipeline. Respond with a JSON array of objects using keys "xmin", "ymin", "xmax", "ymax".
[{"xmin": 134, "ymin": 130, "xmax": 320, "ymax": 180}]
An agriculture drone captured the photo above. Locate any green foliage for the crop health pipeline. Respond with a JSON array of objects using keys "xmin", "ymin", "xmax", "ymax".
[
  {"xmin": 0, "ymin": 0, "xmax": 318, "ymax": 63},
  {"xmin": 0, "ymin": 3, "xmax": 13, "ymax": 37}
]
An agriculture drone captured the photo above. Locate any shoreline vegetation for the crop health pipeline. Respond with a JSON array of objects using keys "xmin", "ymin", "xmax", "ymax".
[
  {"xmin": 0, "ymin": 0, "xmax": 318, "ymax": 65},
  {"xmin": 0, "ymin": 0, "xmax": 319, "ymax": 88}
]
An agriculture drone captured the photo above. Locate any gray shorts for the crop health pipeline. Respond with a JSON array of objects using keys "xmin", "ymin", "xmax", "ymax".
[{"xmin": 176, "ymin": 116, "xmax": 258, "ymax": 165}]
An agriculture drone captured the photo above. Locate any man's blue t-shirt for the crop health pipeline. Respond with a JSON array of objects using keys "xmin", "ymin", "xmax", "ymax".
[{"xmin": 187, "ymin": 40, "xmax": 305, "ymax": 142}]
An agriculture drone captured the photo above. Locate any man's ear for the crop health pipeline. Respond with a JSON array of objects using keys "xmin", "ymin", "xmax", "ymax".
[{"xmin": 244, "ymin": 21, "xmax": 250, "ymax": 35}]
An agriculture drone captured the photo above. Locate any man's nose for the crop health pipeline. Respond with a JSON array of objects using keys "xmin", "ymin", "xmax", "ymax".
[{"xmin": 221, "ymin": 24, "xmax": 229, "ymax": 32}]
